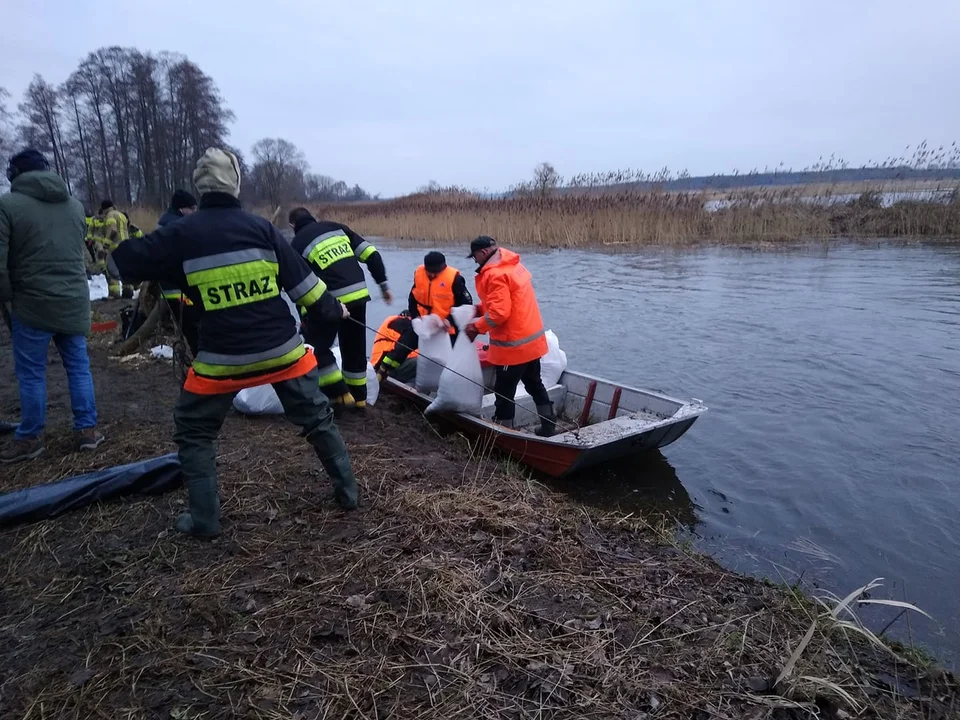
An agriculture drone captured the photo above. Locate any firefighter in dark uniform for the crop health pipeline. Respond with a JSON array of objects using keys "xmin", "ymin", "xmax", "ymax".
[
  {"xmin": 289, "ymin": 207, "xmax": 392, "ymax": 410},
  {"xmin": 156, "ymin": 190, "xmax": 200, "ymax": 356},
  {"xmin": 110, "ymin": 149, "xmax": 359, "ymax": 538},
  {"xmin": 377, "ymin": 251, "xmax": 472, "ymax": 380}
]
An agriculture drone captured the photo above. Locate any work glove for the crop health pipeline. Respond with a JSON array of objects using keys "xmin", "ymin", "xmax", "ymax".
[
  {"xmin": 379, "ymin": 282, "xmax": 393, "ymax": 305},
  {"xmin": 312, "ymin": 291, "xmax": 348, "ymax": 325},
  {"xmin": 464, "ymin": 323, "xmax": 479, "ymax": 342}
]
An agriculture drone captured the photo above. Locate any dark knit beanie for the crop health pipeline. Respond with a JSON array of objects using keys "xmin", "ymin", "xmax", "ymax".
[
  {"xmin": 170, "ymin": 189, "xmax": 197, "ymax": 210},
  {"xmin": 424, "ymin": 251, "xmax": 447, "ymax": 273},
  {"xmin": 100, "ymin": 199, "xmax": 115, "ymax": 213},
  {"xmin": 6, "ymin": 149, "xmax": 49, "ymax": 181}
]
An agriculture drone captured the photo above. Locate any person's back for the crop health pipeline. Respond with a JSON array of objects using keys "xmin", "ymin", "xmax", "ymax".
[
  {"xmin": 0, "ymin": 168, "xmax": 89, "ymax": 335},
  {"xmin": 110, "ymin": 148, "xmax": 359, "ymax": 537}
]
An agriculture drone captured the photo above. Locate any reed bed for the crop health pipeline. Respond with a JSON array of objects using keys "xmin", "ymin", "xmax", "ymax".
[{"xmin": 312, "ymin": 186, "xmax": 960, "ymax": 247}]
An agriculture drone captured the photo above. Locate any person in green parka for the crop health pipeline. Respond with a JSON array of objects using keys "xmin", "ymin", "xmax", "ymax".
[{"xmin": 0, "ymin": 149, "xmax": 105, "ymax": 463}]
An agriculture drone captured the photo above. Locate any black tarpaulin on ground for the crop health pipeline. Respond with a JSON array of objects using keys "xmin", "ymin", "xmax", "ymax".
[{"xmin": 0, "ymin": 453, "xmax": 182, "ymax": 528}]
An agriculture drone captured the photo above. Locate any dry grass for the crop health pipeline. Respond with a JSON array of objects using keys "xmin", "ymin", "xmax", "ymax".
[
  {"xmin": 1, "ymin": 330, "xmax": 957, "ymax": 719},
  {"xmin": 308, "ymin": 185, "xmax": 960, "ymax": 248}
]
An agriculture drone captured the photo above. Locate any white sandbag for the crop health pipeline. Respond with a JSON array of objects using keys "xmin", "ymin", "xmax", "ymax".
[
  {"xmin": 413, "ymin": 314, "xmax": 452, "ymax": 394},
  {"xmin": 331, "ymin": 345, "xmax": 380, "ymax": 406},
  {"xmin": 234, "ymin": 384, "xmax": 283, "ymax": 415},
  {"xmin": 539, "ymin": 330, "xmax": 568, "ymax": 387},
  {"xmin": 88, "ymin": 274, "xmax": 108, "ymax": 301},
  {"xmin": 150, "ymin": 345, "xmax": 174, "ymax": 360},
  {"xmin": 426, "ymin": 306, "xmax": 483, "ymax": 415}
]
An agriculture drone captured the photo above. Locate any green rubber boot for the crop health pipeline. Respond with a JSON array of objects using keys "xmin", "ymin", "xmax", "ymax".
[
  {"xmin": 320, "ymin": 451, "xmax": 359, "ymax": 510},
  {"xmin": 174, "ymin": 476, "xmax": 222, "ymax": 538}
]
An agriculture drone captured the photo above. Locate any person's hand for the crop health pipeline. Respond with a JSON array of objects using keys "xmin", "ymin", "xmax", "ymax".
[
  {"xmin": 340, "ymin": 302, "xmax": 350, "ymax": 319},
  {"xmin": 464, "ymin": 323, "xmax": 479, "ymax": 342},
  {"xmin": 382, "ymin": 288, "xmax": 393, "ymax": 305}
]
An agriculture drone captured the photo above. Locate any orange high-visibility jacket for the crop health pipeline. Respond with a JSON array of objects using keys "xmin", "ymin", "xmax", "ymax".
[
  {"xmin": 371, "ymin": 314, "xmax": 419, "ymax": 368},
  {"xmin": 473, "ymin": 249, "xmax": 548, "ymax": 366},
  {"xmin": 412, "ymin": 264, "xmax": 459, "ymax": 319}
]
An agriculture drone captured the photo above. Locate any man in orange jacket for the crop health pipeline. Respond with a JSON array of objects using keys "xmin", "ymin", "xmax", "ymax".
[{"xmin": 463, "ymin": 236, "xmax": 555, "ymax": 436}]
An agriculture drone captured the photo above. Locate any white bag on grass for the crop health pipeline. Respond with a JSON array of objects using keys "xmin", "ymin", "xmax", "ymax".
[
  {"xmin": 413, "ymin": 314, "xmax": 452, "ymax": 394},
  {"xmin": 426, "ymin": 306, "xmax": 483, "ymax": 415},
  {"xmin": 233, "ymin": 384, "xmax": 283, "ymax": 414},
  {"xmin": 88, "ymin": 274, "xmax": 108, "ymax": 301},
  {"xmin": 233, "ymin": 344, "xmax": 380, "ymax": 415}
]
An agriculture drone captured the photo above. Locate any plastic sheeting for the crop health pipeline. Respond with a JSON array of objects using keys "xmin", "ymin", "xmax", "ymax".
[{"xmin": 0, "ymin": 453, "xmax": 182, "ymax": 528}]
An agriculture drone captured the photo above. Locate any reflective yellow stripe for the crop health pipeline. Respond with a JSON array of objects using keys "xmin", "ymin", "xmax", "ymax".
[
  {"xmin": 317, "ymin": 368, "xmax": 344, "ymax": 386},
  {"xmin": 297, "ymin": 280, "xmax": 326, "ymax": 307},
  {"xmin": 193, "ymin": 344, "xmax": 305, "ymax": 378},
  {"xmin": 358, "ymin": 244, "xmax": 377, "ymax": 262},
  {"xmin": 336, "ymin": 287, "xmax": 370, "ymax": 304},
  {"xmin": 306, "ymin": 233, "xmax": 354, "ymax": 270},
  {"xmin": 185, "ymin": 260, "xmax": 280, "ymax": 311},
  {"xmin": 344, "ymin": 377, "xmax": 366, "ymax": 387},
  {"xmin": 381, "ymin": 356, "xmax": 400, "ymax": 368}
]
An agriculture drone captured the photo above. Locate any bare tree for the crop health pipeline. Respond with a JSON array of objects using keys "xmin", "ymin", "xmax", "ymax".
[
  {"xmin": 532, "ymin": 161, "xmax": 561, "ymax": 197},
  {"xmin": 249, "ymin": 138, "xmax": 309, "ymax": 207},
  {"xmin": 17, "ymin": 75, "xmax": 71, "ymax": 187}
]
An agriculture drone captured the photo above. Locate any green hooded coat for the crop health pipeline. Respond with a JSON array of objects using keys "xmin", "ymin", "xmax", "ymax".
[{"xmin": 0, "ymin": 170, "xmax": 90, "ymax": 335}]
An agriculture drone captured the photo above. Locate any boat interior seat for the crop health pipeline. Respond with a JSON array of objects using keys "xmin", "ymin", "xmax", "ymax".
[{"xmin": 480, "ymin": 384, "xmax": 566, "ymax": 426}]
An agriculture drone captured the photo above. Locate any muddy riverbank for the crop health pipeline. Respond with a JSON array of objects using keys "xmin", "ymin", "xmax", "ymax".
[{"xmin": 0, "ymin": 306, "xmax": 957, "ymax": 718}]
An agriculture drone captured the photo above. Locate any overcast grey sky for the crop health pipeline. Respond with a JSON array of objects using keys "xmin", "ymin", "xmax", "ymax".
[{"xmin": 2, "ymin": 0, "xmax": 958, "ymax": 196}]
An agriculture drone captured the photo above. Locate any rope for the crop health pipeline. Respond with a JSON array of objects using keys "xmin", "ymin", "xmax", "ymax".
[{"xmin": 343, "ymin": 315, "xmax": 569, "ymax": 429}]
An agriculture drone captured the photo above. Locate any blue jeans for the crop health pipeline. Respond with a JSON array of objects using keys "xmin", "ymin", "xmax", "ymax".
[{"xmin": 11, "ymin": 316, "xmax": 98, "ymax": 440}]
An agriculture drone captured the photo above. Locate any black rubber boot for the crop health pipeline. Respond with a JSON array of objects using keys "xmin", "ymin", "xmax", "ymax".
[
  {"xmin": 535, "ymin": 404, "xmax": 557, "ymax": 437},
  {"xmin": 493, "ymin": 416, "xmax": 515, "ymax": 429},
  {"xmin": 175, "ymin": 476, "xmax": 221, "ymax": 538}
]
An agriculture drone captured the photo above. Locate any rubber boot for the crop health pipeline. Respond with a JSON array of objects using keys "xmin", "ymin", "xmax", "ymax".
[
  {"xmin": 305, "ymin": 425, "xmax": 359, "ymax": 510},
  {"xmin": 494, "ymin": 416, "xmax": 515, "ymax": 429},
  {"xmin": 535, "ymin": 404, "xmax": 557, "ymax": 437},
  {"xmin": 174, "ymin": 476, "xmax": 222, "ymax": 538},
  {"xmin": 320, "ymin": 451, "xmax": 359, "ymax": 510}
]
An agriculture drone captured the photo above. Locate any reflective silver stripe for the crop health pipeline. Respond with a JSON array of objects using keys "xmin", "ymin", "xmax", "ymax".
[
  {"xmin": 355, "ymin": 241, "xmax": 372, "ymax": 255},
  {"xmin": 342, "ymin": 370, "xmax": 366, "ymax": 380},
  {"xmin": 287, "ymin": 274, "xmax": 320, "ymax": 302},
  {"xmin": 332, "ymin": 281, "xmax": 368, "ymax": 299},
  {"xmin": 183, "ymin": 248, "xmax": 278, "ymax": 274},
  {"xmin": 195, "ymin": 335, "xmax": 303, "ymax": 366},
  {"xmin": 484, "ymin": 313, "xmax": 498, "ymax": 328},
  {"xmin": 488, "ymin": 328, "xmax": 545, "ymax": 348},
  {"xmin": 317, "ymin": 363, "xmax": 340, "ymax": 376},
  {"xmin": 302, "ymin": 230, "xmax": 347, "ymax": 259}
]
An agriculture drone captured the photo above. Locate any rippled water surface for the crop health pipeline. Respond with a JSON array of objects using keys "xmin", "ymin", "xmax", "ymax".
[{"xmin": 365, "ymin": 241, "xmax": 960, "ymax": 664}]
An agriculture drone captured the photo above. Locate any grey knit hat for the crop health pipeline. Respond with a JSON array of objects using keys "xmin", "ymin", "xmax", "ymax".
[{"xmin": 193, "ymin": 148, "xmax": 241, "ymax": 198}]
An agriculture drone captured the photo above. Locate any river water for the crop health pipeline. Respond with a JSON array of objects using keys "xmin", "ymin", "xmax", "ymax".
[{"xmin": 363, "ymin": 240, "xmax": 960, "ymax": 665}]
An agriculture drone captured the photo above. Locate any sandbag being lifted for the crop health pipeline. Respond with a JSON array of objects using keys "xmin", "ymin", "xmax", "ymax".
[
  {"xmin": 426, "ymin": 306, "xmax": 483, "ymax": 416},
  {"xmin": 413, "ymin": 314, "xmax": 451, "ymax": 394}
]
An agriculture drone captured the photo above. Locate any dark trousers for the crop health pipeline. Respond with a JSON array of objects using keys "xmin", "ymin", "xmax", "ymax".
[
  {"xmin": 167, "ymin": 299, "xmax": 200, "ymax": 357},
  {"xmin": 172, "ymin": 368, "xmax": 357, "ymax": 534},
  {"xmin": 493, "ymin": 358, "xmax": 550, "ymax": 421},
  {"xmin": 302, "ymin": 299, "xmax": 368, "ymax": 402}
]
